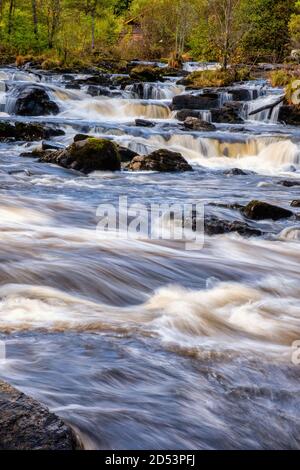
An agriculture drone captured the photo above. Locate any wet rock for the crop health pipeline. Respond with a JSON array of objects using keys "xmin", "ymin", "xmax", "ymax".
[
  {"xmin": 172, "ymin": 93, "xmax": 220, "ymax": 110},
  {"xmin": 243, "ymin": 200, "xmax": 293, "ymax": 220},
  {"xmin": 208, "ymin": 202, "xmax": 245, "ymax": 210},
  {"xmin": 127, "ymin": 149, "xmax": 192, "ymax": 172},
  {"xmin": 291, "ymin": 200, "xmax": 300, "ymax": 207},
  {"xmin": 42, "ymin": 141, "xmax": 65, "ymax": 151},
  {"xmin": 211, "ymin": 104, "xmax": 244, "ymax": 123},
  {"xmin": 86, "ymin": 85, "xmax": 119, "ymax": 97},
  {"xmin": 278, "ymin": 180, "xmax": 300, "ymax": 187},
  {"xmin": 65, "ymin": 82, "xmax": 81, "ymax": 90},
  {"xmin": 279, "ymin": 105, "xmax": 300, "ymax": 126},
  {"xmin": 118, "ymin": 146, "xmax": 139, "ymax": 163},
  {"xmin": 40, "ymin": 138, "xmax": 121, "ymax": 173},
  {"xmin": 224, "ymin": 168, "xmax": 248, "ymax": 176},
  {"xmin": 203, "ymin": 216, "xmax": 262, "ymax": 237},
  {"xmin": 73, "ymin": 133, "xmax": 91, "ymax": 142},
  {"xmin": 135, "ymin": 119, "xmax": 155, "ymax": 128},
  {"xmin": 0, "ymin": 122, "xmax": 64, "ymax": 141},
  {"xmin": 175, "ymin": 109, "xmax": 205, "ymax": 122},
  {"xmin": 12, "ymin": 85, "xmax": 59, "ymax": 116},
  {"xmin": 75, "ymin": 74, "xmax": 112, "ymax": 87},
  {"xmin": 130, "ymin": 66, "xmax": 163, "ymax": 82},
  {"xmin": 0, "ymin": 380, "xmax": 79, "ymax": 450},
  {"xmin": 225, "ymin": 88, "xmax": 256, "ymax": 101},
  {"xmin": 20, "ymin": 148, "xmax": 55, "ymax": 159},
  {"xmin": 183, "ymin": 117, "xmax": 216, "ymax": 131}
]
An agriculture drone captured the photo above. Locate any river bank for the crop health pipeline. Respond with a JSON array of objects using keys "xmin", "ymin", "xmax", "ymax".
[{"xmin": 0, "ymin": 60, "xmax": 300, "ymax": 450}]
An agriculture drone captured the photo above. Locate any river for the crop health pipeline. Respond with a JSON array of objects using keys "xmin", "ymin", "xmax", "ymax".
[{"xmin": 0, "ymin": 63, "xmax": 299, "ymax": 449}]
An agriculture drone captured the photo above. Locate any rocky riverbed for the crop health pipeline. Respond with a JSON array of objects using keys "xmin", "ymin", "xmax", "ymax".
[{"xmin": 0, "ymin": 62, "xmax": 300, "ymax": 450}]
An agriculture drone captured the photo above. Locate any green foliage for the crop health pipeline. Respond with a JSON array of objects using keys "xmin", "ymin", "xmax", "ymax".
[{"xmin": 0, "ymin": 0, "xmax": 298, "ymax": 66}]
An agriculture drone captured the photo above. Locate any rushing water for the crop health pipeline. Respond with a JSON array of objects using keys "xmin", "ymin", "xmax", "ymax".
[{"xmin": 0, "ymin": 64, "xmax": 300, "ymax": 450}]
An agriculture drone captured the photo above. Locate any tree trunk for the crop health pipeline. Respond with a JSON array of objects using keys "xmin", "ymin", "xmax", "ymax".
[
  {"xmin": 8, "ymin": 0, "xmax": 14, "ymax": 36},
  {"xmin": 31, "ymin": 0, "xmax": 39, "ymax": 41},
  {"xmin": 91, "ymin": 9, "xmax": 95, "ymax": 50}
]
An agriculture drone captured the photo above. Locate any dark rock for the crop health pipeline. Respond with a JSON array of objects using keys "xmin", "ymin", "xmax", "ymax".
[
  {"xmin": 130, "ymin": 66, "xmax": 163, "ymax": 82},
  {"xmin": 127, "ymin": 149, "xmax": 192, "ymax": 172},
  {"xmin": 0, "ymin": 380, "xmax": 79, "ymax": 450},
  {"xmin": 211, "ymin": 104, "xmax": 244, "ymax": 123},
  {"xmin": 42, "ymin": 141, "xmax": 65, "ymax": 151},
  {"xmin": 76, "ymin": 75, "xmax": 112, "ymax": 87},
  {"xmin": 20, "ymin": 149, "xmax": 55, "ymax": 159},
  {"xmin": 203, "ymin": 216, "xmax": 262, "ymax": 237},
  {"xmin": 183, "ymin": 117, "xmax": 216, "ymax": 131},
  {"xmin": 279, "ymin": 105, "xmax": 300, "ymax": 126},
  {"xmin": 225, "ymin": 88, "xmax": 256, "ymax": 101},
  {"xmin": 127, "ymin": 83, "xmax": 145, "ymax": 99},
  {"xmin": 243, "ymin": 200, "xmax": 293, "ymax": 220},
  {"xmin": 73, "ymin": 133, "xmax": 91, "ymax": 142},
  {"xmin": 209, "ymin": 202, "xmax": 245, "ymax": 210},
  {"xmin": 65, "ymin": 83, "xmax": 81, "ymax": 90},
  {"xmin": 224, "ymin": 168, "xmax": 248, "ymax": 176},
  {"xmin": 87, "ymin": 85, "xmax": 113, "ymax": 97},
  {"xmin": 118, "ymin": 146, "xmax": 139, "ymax": 163},
  {"xmin": 0, "ymin": 122, "xmax": 64, "ymax": 141},
  {"xmin": 11, "ymin": 85, "xmax": 59, "ymax": 116},
  {"xmin": 40, "ymin": 138, "xmax": 121, "ymax": 174},
  {"xmin": 135, "ymin": 119, "xmax": 155, "ymax": 128},
  {"xmin": 172, "ymin": 93, "xmax": 220, "ymax": 110},
  {"xmin": 176, "ymin": 109, "xmax": 205, "ymax": 122},
  {"xmin": 278, "ymin": 180, "xmax": 300, "ymax": 187},
  {"xmin": 291, "ymin": 200, "xmax": 300, "ymax": 207}
]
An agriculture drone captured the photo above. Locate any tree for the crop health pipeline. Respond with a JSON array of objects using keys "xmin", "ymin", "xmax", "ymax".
[{"xmin": 241, "ymin": 0, "xmax": 295, "ymax": 62}]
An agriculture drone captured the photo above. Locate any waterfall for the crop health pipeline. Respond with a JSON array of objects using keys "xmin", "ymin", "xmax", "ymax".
[
  {"xmin": 242, "ymin": 94, "xmax": 283, "ymax": 123},
  {"xmin": 125, "ymin": 82, "xmax": 183, "ymax": 100}
]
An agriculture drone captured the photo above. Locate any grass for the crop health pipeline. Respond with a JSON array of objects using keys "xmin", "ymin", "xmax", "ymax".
[{"xmin": 183, "ymin": 67, "xmax": 252, "ymax": 88}]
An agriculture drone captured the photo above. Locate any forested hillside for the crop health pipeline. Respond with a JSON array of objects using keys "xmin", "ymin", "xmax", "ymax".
[{"xmin": 0, "ymin": 0, "xmax": 299, "ymax": 66}]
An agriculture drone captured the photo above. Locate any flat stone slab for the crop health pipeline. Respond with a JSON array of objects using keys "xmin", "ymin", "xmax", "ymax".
[{"xmin": 0, "ymin": 380, "xmax": 79, "ymax": 450}]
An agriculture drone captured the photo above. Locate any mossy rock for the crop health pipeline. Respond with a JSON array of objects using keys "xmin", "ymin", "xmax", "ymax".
[
  {"xmin": 130, "ymin": 66, "xmax": 163, "ymax": 82},
  {"xmin": 127, "ymin": 149, "xmax": 192, "ymax": 172},
  {"xmin": 40, "ymin": 138, "xmax": 121, "ymax": 173}
]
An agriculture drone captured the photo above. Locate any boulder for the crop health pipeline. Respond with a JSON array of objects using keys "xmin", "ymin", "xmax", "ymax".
[
  {"xmin": 65, "ymin": 83, "xmax": 81, "ymax": 90},
  {"xmin": 278, "ymin": 180, "xmax": 300, "ymax": 187},
  {"xmin": 0, "ymin": 122, "xmax": 64, "ymax": 141},
  {"xmin": 135, "ymin": 119, "xmax": 155, "ymax": 128},
  {"xmin": 73, "ymin": 133, "xmax": 91, "ymax": 142},
  {"xmin": 203, "ymin": 216, "xmax": 262, "ymax": 237},
  {"xmin": 211, "ymin": 104, "xmax": 244, "ymax": 123},
  {"xmin": 118, "ymin": 146, "xmax": 139, "ymax": 163},
  {"xmin": 225, "ymin": 88, "xmax": 256, "ymax": 101},
  {"xmin": 183, "ymin": 117, "xmax": 216, "ymax": 131},
  {"xmin": 224, "ymin": 168, "xmax": 248, "ymax": 176},
  {"xmin": 175, "ymin": 109, "xmax": 205, "ymax": 122},
  {"xmin": 0, "ymin": 380, "xmax": 79, "ymax": 450},
  {"xmin": 86, "ymin": 85, "xmax": 121, "ymax": 97},
  {"xmin": 72, "ymin": 134, "xmax": 138, "ymax": 163},
  {"xmin": 40, "ymin": 138, "xmax": 121, "ymax": 173},
  {"xmin": 127, "ymin": 149, "xmax": 192, "ymax": 172},
  {"xmin": 279, "ymin": 105, "xmax": 300, "ymax": 126},
  {"xmin": 75, "ymin": 74, "xmax": 112, "ymax": 87},
  {"xmin": 243, "ymin": 200, "xmax": 293, "ymax": 220},
  {"xmin": 291, "ymin": 200, "xmax": 300, "ymax": 207},
  {"xmin": 12, "ymin": 86, "xmax": 59, "ymax": 116},
  {"xmin": 172, "ymin": 93, "xmax": 220, "ymax": 110},
  {"xmin": 130, "ymin": 66, "xmax": 163, "ymax": 82}
]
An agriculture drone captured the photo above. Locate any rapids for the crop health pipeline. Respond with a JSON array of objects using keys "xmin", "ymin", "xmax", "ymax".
[{"xmin": 0, "ymin": 63, "xmax": 300, "ymax": 450}]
